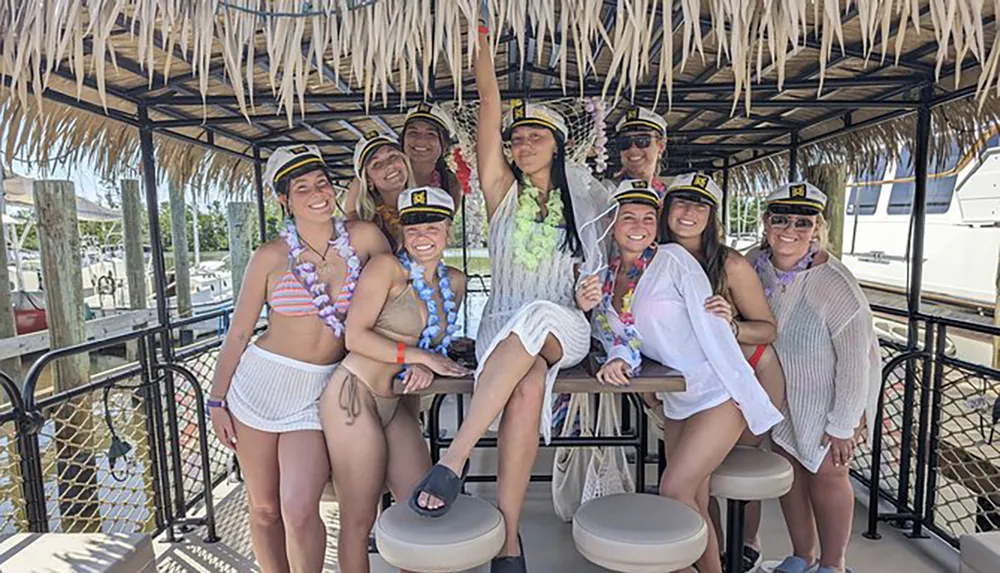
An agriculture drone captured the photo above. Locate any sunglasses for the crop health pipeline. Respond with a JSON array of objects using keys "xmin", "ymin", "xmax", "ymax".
[
  {"xmin": 615, "ymin": 135, "xmax": 656, "ymax": 151},
  {"xmin": 768, "ymin": 213, "xmax": 816, "ymax": 230}
]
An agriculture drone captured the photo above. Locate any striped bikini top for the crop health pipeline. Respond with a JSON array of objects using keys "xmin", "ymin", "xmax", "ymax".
[{"xmin": 269, "ymin": 272, "xmax": 318, "ymax": 316}]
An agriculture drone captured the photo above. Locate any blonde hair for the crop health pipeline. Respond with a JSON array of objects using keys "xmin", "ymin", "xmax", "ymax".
[
  {"xmin": 356, "ymin": 150, "xmax": 416, "ymax": 221},
  {"xmin": 760, "ymin": 210, "xmax": 829, "ymax": 251}
]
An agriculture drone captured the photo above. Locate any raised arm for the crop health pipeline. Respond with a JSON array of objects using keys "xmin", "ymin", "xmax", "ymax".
[{"xmin": 475, "ymin": 26, "xmax": 515, "ymax": 218}]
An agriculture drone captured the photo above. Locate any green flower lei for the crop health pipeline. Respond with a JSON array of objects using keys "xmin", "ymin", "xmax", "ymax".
[{"xmin": 512, "ymin": 178, "xmax": 564, "ymax": 271}]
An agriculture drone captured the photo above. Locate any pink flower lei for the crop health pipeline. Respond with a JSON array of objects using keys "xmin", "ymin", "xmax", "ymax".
[{"xmin": 279, "ymin": 218, "xmax": 361, "ymax": 337}]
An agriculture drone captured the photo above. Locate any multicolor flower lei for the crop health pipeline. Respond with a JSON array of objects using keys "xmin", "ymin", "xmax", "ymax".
[
  {"xmin": 512, "ymin": 177, "xmax": 564, "ymax": 271},
  {"xmin": 398, "ymin": 252, "xmax": 459, "ymax": 355},
  {"xmin": 279, "ymin": 218, "xmax": 360, "ymax": 337},
  {"xmin": 595, "ymin": 246, "xmax": 657, "ymax": 367},
  {"xmin": 752, "ymin": 241, "xmax": 819, "ymax": 299}
]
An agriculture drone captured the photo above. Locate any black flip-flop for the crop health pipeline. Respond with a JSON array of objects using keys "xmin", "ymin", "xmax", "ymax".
[
  {"xmin": 491, "ymin": 533, "xmax": 525, "ymax": 573},
  {"xmin": 407, "ymin": 461, "xmax": 469, "ymax": 518}
]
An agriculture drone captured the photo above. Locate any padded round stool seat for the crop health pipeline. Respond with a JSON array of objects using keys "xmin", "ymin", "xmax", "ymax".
[
  {"xmin": 375, "ymin": 495, "xmax": 505, "ymax": 573},
  {"xmin": 710, "ymin": 446, "xmax": 794, "ymax": 501},
  {"xmin": 573, "ymin": 493, "xmax": 708, "ymax": 573}
]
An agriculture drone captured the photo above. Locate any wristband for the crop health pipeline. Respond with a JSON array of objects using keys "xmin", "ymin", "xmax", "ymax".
[
  {"xmin": 206, "ymin": 398, "xmax": 228, "ymax": 410},
  {"xmin": 730, "ymin": 319, "xmax": 740, "ymax": 338},
  {"xmin": 478, "ymin": 25, "xmax": 488, "ymax": 36},
  {"xmin": 396, "ymin": 342, "xmax": 406, "ymax": 365}
]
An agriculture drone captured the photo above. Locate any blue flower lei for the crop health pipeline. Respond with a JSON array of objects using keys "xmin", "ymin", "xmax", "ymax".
[{"xmin": 398, "ymin": 251, "xmax": 459, "ymax": 355}]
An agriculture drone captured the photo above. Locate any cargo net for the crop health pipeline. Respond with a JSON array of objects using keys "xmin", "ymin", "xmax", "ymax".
[{"xmin": 440, "ymin": 97, "xmax": 610, "ymax": 197}]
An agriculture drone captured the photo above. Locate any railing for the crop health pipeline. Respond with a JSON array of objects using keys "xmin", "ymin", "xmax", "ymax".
[
  {"xmin": 0, "ymin": 309, "xmax": 235, "ymax": 541},
  {"xmin": 854, "ymin": 304, "xmax": 1000, "ymax": 547},
  {"xmin": 0, "ymin": 299, "xmax": 998, "ymax": 552}
]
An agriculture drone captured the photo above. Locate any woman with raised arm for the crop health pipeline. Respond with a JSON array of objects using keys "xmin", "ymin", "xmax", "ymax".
[
  {"xmin": 591, "ymin": 179, "xmax": 783, "ymax": 573},
  {"xmin": 606, "ymin": 106, "xmax": 669, "ymax": 195},
  {"xmin": 343, "ymin": 132, "xmax": 416, "ymax": 250},
  {"xmin": 207, "ymin": 145, "xmax": 388, "ymax": 573},
  {"xmin": 406, "ymin": 23, "xmax": 609, "ymax": 573},
  {"xmin": 320, "ymin": 186, "xmax": 470, "ymax": 573},
  {"xmin": 749, "ymin": 183, "xmax": 879, "ymax": 573},
  {"xmin": 656, "ymin": 172, "xmax": 787, "ymax": 571}
]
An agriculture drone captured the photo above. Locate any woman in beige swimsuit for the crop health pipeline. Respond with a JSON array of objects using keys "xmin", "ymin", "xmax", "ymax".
[{"xmin": 319, "ymin": 186, "xmax": 471, "ymax": 573}]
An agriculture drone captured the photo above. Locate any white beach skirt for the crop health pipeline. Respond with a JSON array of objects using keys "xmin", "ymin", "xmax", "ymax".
[
  {"xmin": 475, "ymin": 300, "xmax": 591, "ymax": 443},
  {"xmin": 227, "ymin": 344, "xmax": 338, "ymax": 433}
]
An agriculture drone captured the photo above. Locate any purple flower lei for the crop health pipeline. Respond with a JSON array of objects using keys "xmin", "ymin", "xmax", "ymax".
[
  {"xmin": 279, "ymin": 218, "xmax": 361, "ymax": 337},
  {"xmin": 753, "ymin": 242, "xmax": 819, "ymax": 299}
]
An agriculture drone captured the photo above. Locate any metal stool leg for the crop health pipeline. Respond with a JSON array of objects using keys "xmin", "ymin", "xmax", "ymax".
[{"xmin": 725, "ymin": 499, "xmax": 747, "ymax": 573}]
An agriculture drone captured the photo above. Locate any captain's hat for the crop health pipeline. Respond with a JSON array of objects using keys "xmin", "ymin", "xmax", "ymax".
[
  {"xmin": 612, "ymin": 179, "xmax": 661, "ymax": 208},
  {"xmin": 765, "ymin": 181, "xmax": 828, "ymax": 215},
  {"xmin": 616, "ymin": 106, "xmax": 667, "ymax": 138},
  {"xmin": 354, "ymin": 131, "xmax": 402, "ymax": 178},
  {"xmin": 263, "ymin": 144, "xmax": 327, "ymax": 194},
  {"xmin": 666, "ymin": 172, "xmax": 722, "ymax": 207},
  {"xmin": 398, "ymin": 186, "xmax": 455, "ymax": 225},
  {"xmin": 404, "ymin": 102, "xmax": 456, "ymax": 141},
  {"xmin": 503, "ymin": 99, "xmax": 569, "ymax": 140}
]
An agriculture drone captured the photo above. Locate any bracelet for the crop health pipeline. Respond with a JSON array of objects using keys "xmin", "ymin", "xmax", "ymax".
[
  {"xmin": 396, "ymin": 341, "xmax": 406, "ymax": 365},
  {"xmin": 478, "ymin": 24, "xmax": 488, "ymax": 36},
  {"xmin": 730, "ymin": 319, "xmax": 740, "ymax": 338},
  {"xmin": 206, "ymin": 398, "xmax": 228, "ymax": 410}
]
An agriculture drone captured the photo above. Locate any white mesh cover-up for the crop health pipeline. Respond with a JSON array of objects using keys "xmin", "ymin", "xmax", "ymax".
[
  {"xmin": 228, "ymin": 344, "xmax": 338, "ymax": 433},
  {"xmin": 475, "ymin": 167, "xmax": 611, "ymax": 443}
]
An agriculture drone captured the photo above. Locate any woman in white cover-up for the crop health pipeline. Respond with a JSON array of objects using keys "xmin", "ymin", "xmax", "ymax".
[{"xmin": 406, "ymin": 23, "xmax": 609, "ymax": 573}]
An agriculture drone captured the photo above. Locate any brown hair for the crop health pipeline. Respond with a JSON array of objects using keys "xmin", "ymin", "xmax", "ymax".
[{"xmin": 658, "ymin": 195, "xmax": 731, "ymax": 296}]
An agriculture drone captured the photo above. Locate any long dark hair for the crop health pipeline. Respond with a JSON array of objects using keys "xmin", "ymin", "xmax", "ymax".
[
  {"xmin": 402, "ymin": 120, "xmax": 454, "ymax": 197},
  {"xmin": 510, "ymin": 134, "xmax": 582, "ymax": 258},
  {"xmin": 658, "ymin": 194, "xmax": 730, "ymax": 295}
]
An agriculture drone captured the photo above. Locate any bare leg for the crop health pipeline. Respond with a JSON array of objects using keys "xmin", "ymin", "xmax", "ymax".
[
  {"xmin": 384, "ymin": 405, "xmax": 434, "ymax": 573},
  {"xmin": 774, "ymin": 443, "xmax": 818, "ymax": 567},
  {"xmin": 277, "ymin": 430, "xmax": 330, "ymax": 573},
  {"xmin": 659, "ymin": 401, "xmax": 746, "ymax": 573},
  {"xmin": 495, "ymin": 356, "xmax": 548, "ymax": 556},
  {"xmin": 810, "ymin": 451, "xmax": 854, "ymax": 573},
  {"xmin": 320, "ymin": 371, "xmax": 387, "ymax": 573},
  {"xmin": 232, "ymin": 419, "xmax": 289, "ymax": 573}
]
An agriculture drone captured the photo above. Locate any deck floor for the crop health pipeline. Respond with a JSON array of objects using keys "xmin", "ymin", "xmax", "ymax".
[{"xmin": 154, "ymin": 396, "xmax": 961, "ymax": 573}]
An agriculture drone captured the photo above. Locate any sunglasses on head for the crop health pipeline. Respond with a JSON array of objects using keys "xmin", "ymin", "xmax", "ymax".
[
  {"xmin": 615, "ymin": 134, "xmax": 656, "ymax": 151},
  {"xmin": 768, "ymin": 213, "xmax": 815, "ymax": 230}
]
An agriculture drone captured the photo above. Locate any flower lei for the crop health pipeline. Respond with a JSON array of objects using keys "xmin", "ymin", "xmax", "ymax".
[
  {"xmin": 279, "ymin": 218, "xmax": 360, "ymax": 337},
  {"xmin": 398, "ymin": 251, "xmax": 459, "ymax": 355},
  {"xmin": 752, "ymin": 241, "xmax": 819, "ymax": 299},
  {"xmin": 512, "ymin": 177, "xmax": 564, "ymax": 271},
  {"xmin": 595, "ymin": 246, "xmax": 657, "ymax": 367},
  {"xmin": 586, "ymin": 97, "xmax": 609, "ymax": 174}
]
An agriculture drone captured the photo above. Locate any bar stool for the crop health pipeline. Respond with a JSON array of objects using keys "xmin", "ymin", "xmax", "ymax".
[
  {"xmin": 573, "ymin": 493, "xmax": 708, "ymax": 572},
  {"xmin": 375, "ymin": 495, "xmax": 505, "ymax": 573},
  {"xmin": 710, "ymin": 447, "xmax": 794, "ymax": 573}
]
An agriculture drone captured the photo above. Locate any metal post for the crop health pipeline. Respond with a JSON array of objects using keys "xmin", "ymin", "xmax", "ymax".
[
  {"xmin": 788, "ymin": 131, "xmax": 799, "ymax": 181},
  {"xmin": 909, "ymin": 324, "xmax": 935, "ymax": 538},
  {"xmin": 922, "ymin": 323, "xmax": 948, "ymax": 532},
  {"xmin": 253, "ymin": 146, "xmax": 267, "ymax": 243}
]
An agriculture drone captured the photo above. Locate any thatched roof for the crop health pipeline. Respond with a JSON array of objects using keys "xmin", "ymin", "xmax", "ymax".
[{"xmin": 1, "ymin": 0, "xmax": 999, "ymax": 194}]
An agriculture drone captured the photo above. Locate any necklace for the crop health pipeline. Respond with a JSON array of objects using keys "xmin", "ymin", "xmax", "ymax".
[
  {"xmin": 753, "ymin": 242, "xmax": 818, "ymax": 299},
  {"xmin": 297, "ymin": 231, "xmax": 334, "ymax": 271},
  {"xmin": 398, "ymin": 252, "xmax": 459, "ymax": 355},
  {"xmin": 595, "ymin": 245, "xmax": 656, "ymax": 368},
  {"xmin": 512, "ymin": 177, "xmax": 563, "ymax": 271},
  {"xmin": 279, "ymin": 218, "xmax": 361, "ymax": 337}
]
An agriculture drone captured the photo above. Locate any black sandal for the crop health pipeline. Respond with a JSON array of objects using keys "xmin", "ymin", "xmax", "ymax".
[
  {"xmin": 490, "ymin": 533, "xmax": 526, "ymax": 573},
  {"xmin": 407, "ymin": 461, "xmax": 469, "ymax": 518}
]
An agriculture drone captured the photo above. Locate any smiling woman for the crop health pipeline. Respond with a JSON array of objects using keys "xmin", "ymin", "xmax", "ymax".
[{"xmin": 344, "ymin": 133, "xmax": 416, "ymax": 250}]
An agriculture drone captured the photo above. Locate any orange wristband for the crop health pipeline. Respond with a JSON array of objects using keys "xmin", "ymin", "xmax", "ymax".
[
  {"xmin": 478, "ymin": 25, "xmax": 488, "ymax": 36},
  {"xmin": 396, "ymin": 342, "xmax": 406, "ymax": 365}
]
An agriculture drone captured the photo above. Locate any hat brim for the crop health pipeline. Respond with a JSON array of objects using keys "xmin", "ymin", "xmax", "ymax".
[
  {"xmin": 615, "ymin": 191, "xmax": 661, "ymax": 208},
  {"xmin": 667, "ymin": 187, "xmax": 718, "ymax": 207},
  {"xmin": 503, "ymin": 118, "xmax": 566, "ymax": 141},
  {"xmin": 400, "ymin": 209, "xmax": 453, "ymax": 226},
  {"xmin": 357, "ymin": 140, "xmax": 401, "ymax": 173},
  {"xmin": 767, "ymin": 202, "xmax": 823, "ymax": 216},
  {"xmin": 405, "ymin": 114, "xmax": 453, "ymax": 139},
  {"xmin": 273, "ymin": 159, "xmax": 330, "ymax": 193},
  {"xmin": 616, "ymin": 120, "xmax": 666, "ymax": 137}
]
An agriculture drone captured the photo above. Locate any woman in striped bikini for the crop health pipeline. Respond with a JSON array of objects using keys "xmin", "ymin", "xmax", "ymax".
[
  {"xmin": 208, "ymin": 145, "xmax": 388, "ymax": 573},
  {"xmin": 653, "ymin": 173, "xmax": 787, "ymax": 571}
]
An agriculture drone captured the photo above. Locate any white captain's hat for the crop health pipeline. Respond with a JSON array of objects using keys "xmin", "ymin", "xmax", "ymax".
[
  {"xmin": 666, "ymin": 172, "xmax": 722, "ymax": 207},
  {"xmin": 765, "ymin": 181, "xmax": 828, "ymax": 215},
  {"xmin": 398, "ymin": 186, "xmax": 455, "ymax": 224},
  {"xmin": 612, "ymin": 179, "xmax": 661, "ymax": 208},
  {"xmin": 404, "ymin": 102, "xmax": 456, "ymax": 141},
  {"xmin": 263, "ymin": 144, "xmax": 327, "ymax": 194},
  {"xmin": 353, "ymin": 131, "xmax": 402, "ymax": 178},
  {"xmin": 616, "ymin": 106, "xmax": 667, "ymax": 137},
  {"xmin": 503, "ymin": 99, "xmax": 569, "ymax": 140}
]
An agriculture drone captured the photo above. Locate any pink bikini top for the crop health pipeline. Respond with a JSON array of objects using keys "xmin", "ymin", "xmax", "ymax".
[{"xmin": 268, "ymin": 272, "xmax": 318, "ymax": 316}]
